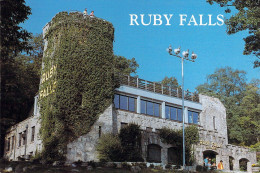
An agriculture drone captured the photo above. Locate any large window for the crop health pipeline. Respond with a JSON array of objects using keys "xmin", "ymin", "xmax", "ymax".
[
  {"xmin": 188, "ymin": 111, "xmax": 199, "ymax": 124},
  {"xmin": 114, "ymin": 94, "xmax": 136, "ymax": 112},
  {"xmin": 141, "ymin": 100, "xmax": 160, "ymax": 117},
  {"xmin": 165, "ymin": 106, "xmax": 182, "ymax": 121}
]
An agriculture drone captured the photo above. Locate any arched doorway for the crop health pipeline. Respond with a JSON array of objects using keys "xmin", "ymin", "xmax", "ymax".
[
  {"xmin": 147, "ymin": 144, "xmax": 161, "ymax": 163},
  {"xmin": 168, "ymin": 147, "xmax": 182, "ymax": 165},
  {"xmin": 203, "ymin": 150, "xmax": 218, "ymax": 166},
  {"xmin": 239, "ymin": 158, "xmax": 249, "ymax": 172},
  {"xmin": 229, "ymin": 156, "xmax": 234, "ymax": 170}
]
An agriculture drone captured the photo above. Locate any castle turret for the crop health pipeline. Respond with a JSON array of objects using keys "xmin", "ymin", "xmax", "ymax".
[{"xmin": 39, "ymin": 11, "xmax": 116, "ymax": 159}]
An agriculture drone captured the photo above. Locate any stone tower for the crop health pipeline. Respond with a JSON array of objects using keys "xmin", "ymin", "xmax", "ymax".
[{"xmin": 39, "ymin": 11, "xmax": 116, "ymax": 159}]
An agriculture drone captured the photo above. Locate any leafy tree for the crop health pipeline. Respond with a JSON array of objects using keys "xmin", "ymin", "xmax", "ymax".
[
  {"xmin": 197, "ymin": 67, "xmax": 259, "ymax": 146},
  {"xmin": 113, "ymin": 55, "xmax": 139, "ymax": 75},
  {"xmin": 207, "ymin": 0, "xmax": 260, "ymax": 68},
  {"xmin": 0, "ymin": 0, "xmax": 32, "ymax": 59},
  {"xmin": 160, "ymin": 76, "xmax": 179, "ymax": 89},
  {"xmin": 196, "ymin": 67, "xmax": 247, "ymax": 105},
  {"xmin": 0, "ymin": 0, "xmax": 32, "ymax": 157}
]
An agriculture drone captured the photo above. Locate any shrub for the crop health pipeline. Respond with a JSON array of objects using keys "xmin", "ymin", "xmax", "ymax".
[
  {"xmin": 119, "ymin": 123, "xmax": 143, "ymax": 162},
  {"xmin": 149, "ymin": 164, "xmax": 154, "ymax": 168},
  {"xmin": 96, "ymin": 133, "xmax": 123, "ymax": 162}
]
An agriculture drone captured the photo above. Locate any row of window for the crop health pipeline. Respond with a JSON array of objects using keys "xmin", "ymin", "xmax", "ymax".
[
  {"xmin": 6, "ymin": 126, "xmax": 35, "ymax": 152},
  {"xmin": 114, "ymin": 94, "xmax": 199, "ymax": 124}
]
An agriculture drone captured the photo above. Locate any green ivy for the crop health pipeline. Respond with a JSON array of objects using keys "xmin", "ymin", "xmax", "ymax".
[
  {"xmin": 96, "ymin": 124, "xmax": 143, "ymax": 162},
  {"xmin": 39, "ymin": 12, "xmax": 117, "ymax": 161},
  {"xmin": 158, "ymin": 125, "xmax": 199, "ymax": 165}
]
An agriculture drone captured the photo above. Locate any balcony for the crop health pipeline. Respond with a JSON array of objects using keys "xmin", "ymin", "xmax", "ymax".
[{"xmin": 116, "ymin": 74, "xmax": 199, "ymax": 103}]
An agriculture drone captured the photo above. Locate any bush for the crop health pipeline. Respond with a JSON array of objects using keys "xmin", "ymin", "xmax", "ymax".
[
  {"xmin": 119, "ymin": 123, "xmax": 143, "ymax": 162},
  {"xmin": 149, "ymin": 164, "xmax": 154, "ymax": 168},
  {"xmin": 96, "ymin": 134, "xmax": 123, "ymax": 162}
]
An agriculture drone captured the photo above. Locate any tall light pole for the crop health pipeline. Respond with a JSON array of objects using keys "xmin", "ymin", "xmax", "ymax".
[{"xmin": 167, "ymin": 45, "xmax": 197, "ymax": 168}]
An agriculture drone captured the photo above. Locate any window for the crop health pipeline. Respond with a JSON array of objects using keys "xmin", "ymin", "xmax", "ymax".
[
  {"xmin": 98, "ymin": 126, "xmax": 102, "ymax": 138},
  {"xmin": 18, "ymin": 133, "xmax": 22, "ymax": 147},
  {"xmin": 213, "ymin": 116, "xmax": 216, "ymax": 129},
  {"xmin": 11, "ymin": 136, "xmax": 14, "ymax": 150},
  {"xmin": 141, "ymin": 100, "xmax": 160, "ymax": 117},
  {"xmin": 7, "ymin": 138, "xmax": 10, "ymax": 151},
  {"xmin": 187, "ymin": 111, "xmax": 199, "ymax": 124},
  {"xmin": 22, "ymin": 131, "xmax": 26, "ymax": 145},
  {"xmin": 188, "ymin": 111, "xmax": 193, "ymax": 123},
  {"xmin": 165, "ymin": 106, "xmax": 178, "ymax": 121},
  {"xmin": 114, "ymin": 94, "xmax": 136, "ymax": 112},
  {"xmin": 31, "ymin": 126, "xmax": 35, "ymax": 142},
  {"xmin": 147, "ymin": 144, "xmax": 161, "ymax": 163},
  {"xmin": 177, "ymin": 109, "xmax": 183, "ymax": 122}
]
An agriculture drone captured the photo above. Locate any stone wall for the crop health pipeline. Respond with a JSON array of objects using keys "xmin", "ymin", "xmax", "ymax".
[
  {"xmin": 199, "ymin": 94, "xmax": 228, "ymax": 144},
  {"xmin": 4, "ymin": 115, "xmax": 42, "ymax": 161},
  {"xmin": 66, "ymin": 105, "xmax": 114, "ymax": 162}
]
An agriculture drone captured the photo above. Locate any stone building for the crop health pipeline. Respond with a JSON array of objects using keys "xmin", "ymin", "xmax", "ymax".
[{"xmin": 4, "ymin": 11, "xmax": 257, "ymax": 172}]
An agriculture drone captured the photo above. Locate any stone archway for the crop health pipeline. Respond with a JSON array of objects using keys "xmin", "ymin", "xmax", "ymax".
[
  {"xmin": 147, "ymin": 144, "xmax": 161, "ymax": 163},
  {"xmin": 168, "ymin": 147, "xmax": 182, "ymax": 165},
  {"xmin": 239, "ymin": 158, "xmax": 249, "ymax": 172},
  {"xmin": 229, "ymin": 156, "xmax": 234, "ymax": 170},
  {"xmin": 203, "ymin": 150, "xmax": 218, "ymax": 166}
]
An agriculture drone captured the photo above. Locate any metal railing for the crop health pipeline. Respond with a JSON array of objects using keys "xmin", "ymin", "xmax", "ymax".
[{"xmin": 116, "ymin": 74, "xmax": 200, "ymax": 103}]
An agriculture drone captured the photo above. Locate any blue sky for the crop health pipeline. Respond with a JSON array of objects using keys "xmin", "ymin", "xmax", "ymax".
[{"xmin": 23, "ymin": 0, "xmax": 259, "ymax": 91}]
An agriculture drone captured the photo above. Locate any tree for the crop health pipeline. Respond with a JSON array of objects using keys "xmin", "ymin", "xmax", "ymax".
[
  {"xmin": 196, "ymin": 67, "xmax": 259, "ymax": 146},
  {"xmin": 0, "ymin": 0, "xmax": 32, "ymax": 157},
  {"xmin": 196, "ymin": 67, "xmax": 247, "ymax": 105},
  {"xmin": 207, "ymin": 0, "xmax": 260, "ymax": 68},
  {"xmin": 113, "ymin": 55, "xmax": 139, "ymax": 75},
  {"xmin": 160, "ymin": 76, "xmax": 180, "ymax": 89},
  {"xmin": 0, "ymin": 0, "xmax": 32, "ymax": 59}
]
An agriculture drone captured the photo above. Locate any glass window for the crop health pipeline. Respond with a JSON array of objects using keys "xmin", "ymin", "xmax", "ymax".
[
  {"xmin": 154, "ymin": 103, "xmax": 160, "ymax": 117},
  {"xmin": 129, "ymin": 97, "xmax": 135, "ymax": 112},
  {"xmin": 114, "ymin": 94, "xmax": 136, "ymax": 112},
  {"xmin": 147, "ymin": 101, "xmax": 154, "ymax": 116},
  {"xmin": 177, "ymin": 108, "xmax": 183, "ymax": 122},
  {"xmin": 188, "ymin": 111, "xmax": 193, "ymax": 123},
  {"xmin": 170, "ymin": 107, "xmax": 177, "ymax": 120},
  {"xmin": 193, "ymin": 112, "xmax": 198, "ymax": 124},
  {"xmin": 114, "ymin": 94, "xmax": 119, "ymax": 108},
  {"xmin": 141, "ymin": 100, "xmax": 146, "ymax": 114},
  {"xmin": 120, "ymin": 95, "xmax": 128, "ymax": 110},
  {"xmin": 165, "ymin": 106, "xmax": 170, "ymax": 119}
]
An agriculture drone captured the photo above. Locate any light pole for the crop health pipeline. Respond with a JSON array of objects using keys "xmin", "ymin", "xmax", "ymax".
[{"xmin": 167, "ymin": 45, "xmax": 197, "ymax": 168}]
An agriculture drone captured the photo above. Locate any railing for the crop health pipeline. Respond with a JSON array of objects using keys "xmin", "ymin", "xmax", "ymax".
[{"xmin": 116, "ymin": 74, "xmax": 200, "ymax": 103}]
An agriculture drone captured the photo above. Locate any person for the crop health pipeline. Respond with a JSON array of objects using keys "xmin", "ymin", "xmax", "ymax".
[
  {"xmin": 204, "ymin": 157, "xmax": 209, "ymax": 167},
  {"xmin": 208, "ymin": 161, "xmax": 212, "ymax": 170},
  {"xmin": 211, "ymin": 162, "xmax": 217, "ymax": 170},
  {"xmin": 83, "ymin": 8, "xmax": 87, "ymax": 18},
  {"xmin": 218, "ymin": 160, "xmax": 224, "ymax": 170},
  {"xmin": 90, "ymin": 11, "xmax": 94, "ymax": 17}
]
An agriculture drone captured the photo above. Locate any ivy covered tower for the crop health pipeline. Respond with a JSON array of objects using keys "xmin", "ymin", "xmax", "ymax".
[{"xmin": 39, "ymin": 12, "xmax": 116, "ymax": 160}]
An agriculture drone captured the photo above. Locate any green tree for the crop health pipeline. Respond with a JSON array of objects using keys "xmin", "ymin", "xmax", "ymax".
[
  {"xmin": 160, "ymin": 76, "xmax": 179, "ymax": 89},
  {"xmin": 113, "ymin": 55, "xmax": 139, "ymax": 75},
  {"xmin": 197, "ymin": 67, "xmax": 259, "ymax": 146},
  {"xmin": 196, "ymin": 67, "xmax": 247, "ymax": 105},
  {"xmin": 0, "ymin": 0, "xmax": 32, "ymax": 157},
  {"xmin": 207, "ymin": 0, "xmax": 260, "ymax": 68},
  {"xmin": 0, "ymin": 0, "xmax": 32, "ymax": 59}
]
